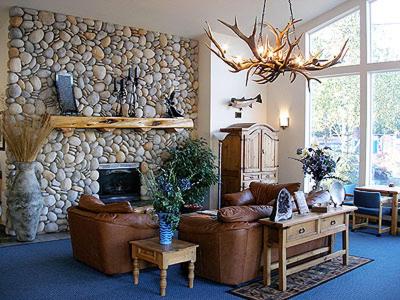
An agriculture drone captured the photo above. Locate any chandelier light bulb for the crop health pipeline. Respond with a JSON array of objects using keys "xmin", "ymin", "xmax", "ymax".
[{"xmin": 258, "ymin": 45, "xmax": 265, "ymax": 56}]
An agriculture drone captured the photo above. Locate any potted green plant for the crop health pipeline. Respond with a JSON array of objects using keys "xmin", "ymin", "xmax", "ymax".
[
  {"xmin": 163, "ymin": 138, "xmax": 218, "ymax": 212},
  {"xmin": 144, "ymin": 167, "xmax": 191, "ymax": 245}
]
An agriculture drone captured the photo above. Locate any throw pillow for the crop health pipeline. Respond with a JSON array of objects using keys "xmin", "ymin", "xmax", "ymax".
[
  {"xmin": 79, "ymin": 195, "xmax": 134, "ymax": 213},
  {"xmin": 217, "ymin": 205, "xmax": 273, "ymax": 223},
  {"xmin": 250, "ymin": 182, "xmax": 301, "ymax": 205}
]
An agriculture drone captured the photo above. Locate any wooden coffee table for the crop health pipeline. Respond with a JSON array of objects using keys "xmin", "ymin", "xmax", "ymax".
[{"xmin": 130, "ymin": 237, "xmax": 198, "ymax": 297}]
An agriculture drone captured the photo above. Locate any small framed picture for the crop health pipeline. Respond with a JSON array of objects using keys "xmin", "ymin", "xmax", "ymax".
[{"xmin": 294, "ymin": 191, "xmax": 309, "ymax": 215}]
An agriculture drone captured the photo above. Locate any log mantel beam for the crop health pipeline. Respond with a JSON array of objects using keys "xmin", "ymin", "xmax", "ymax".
[{"xmin": 50, "ymin": 116, "xmax": 194, "ymax": 131}]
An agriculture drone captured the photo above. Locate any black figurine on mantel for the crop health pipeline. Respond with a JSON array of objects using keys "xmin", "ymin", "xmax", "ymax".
[
  {"xmin": 112, "ymin": 66, "xmax": 140, "ymax": 117},
  {"xmin": 164, "ymin": 87, "xmax": 184, "ymax": 118}
]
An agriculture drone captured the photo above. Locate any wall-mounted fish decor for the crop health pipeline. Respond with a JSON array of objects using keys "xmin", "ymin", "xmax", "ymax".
[{"xmin": 229, "ymin": 94, "xmax": 262, "ymax": 110}]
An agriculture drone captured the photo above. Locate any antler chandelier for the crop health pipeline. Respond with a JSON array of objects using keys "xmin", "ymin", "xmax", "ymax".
[{"xmin": 205, "ymin": 0, "xmax": 348, "ymax": 88}]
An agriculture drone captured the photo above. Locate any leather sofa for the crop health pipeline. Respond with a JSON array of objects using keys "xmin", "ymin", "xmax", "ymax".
[
  {"xmin": 67, "ymin": 195, "xmax": 158, "ymax": 275},
  {"xmin": 179, "ymin": 182, "xmax": 329, "ymax": 285}
]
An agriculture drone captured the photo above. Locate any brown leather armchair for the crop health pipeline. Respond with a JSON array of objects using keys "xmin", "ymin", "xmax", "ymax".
[
  {"xmin": 179, "ymin": 182, "xmax": 328, "ymax": 285},
  {"xmin": 67, "ymin": 195, "xmax": 158, "ymax": 275}
]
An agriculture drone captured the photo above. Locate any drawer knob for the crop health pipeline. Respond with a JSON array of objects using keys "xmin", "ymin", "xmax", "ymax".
[
  {"xmin": 298, "ymin": 228, "xmax": 306, "ymax": 234},
  {"xmin": 330, "ymin": 220, "xmax": 336, "ymax": 226}
]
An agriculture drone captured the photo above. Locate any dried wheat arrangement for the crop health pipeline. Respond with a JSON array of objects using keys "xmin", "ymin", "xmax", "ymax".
[{"xmin": 2, "ymin": 112, "xmax": 54, "ymax": 162}]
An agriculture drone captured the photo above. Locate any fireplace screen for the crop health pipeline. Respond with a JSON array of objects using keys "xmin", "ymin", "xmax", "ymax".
[{"xmin": 98, "ymin": 163, "xmax": 140, "ymax": 203}]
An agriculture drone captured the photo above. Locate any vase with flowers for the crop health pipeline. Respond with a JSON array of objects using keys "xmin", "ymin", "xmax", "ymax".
[
  {"xmin": 144, "ymin": 168, "xmax": 192, "ymax": 245},
  {"xmin": 291, "ymin": 144, "xmax": 342, "ymax": 191}
]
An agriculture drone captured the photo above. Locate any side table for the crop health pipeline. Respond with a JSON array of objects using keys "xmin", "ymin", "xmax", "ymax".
[{"xmin": 130, "ymin": 237, "xmax": 198, "ymax": 297}]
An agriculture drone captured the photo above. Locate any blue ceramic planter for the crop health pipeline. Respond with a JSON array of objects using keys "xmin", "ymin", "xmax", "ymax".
[{"xmin": 158, "ymin": 213, "xmax": 174, "ymax": 245}]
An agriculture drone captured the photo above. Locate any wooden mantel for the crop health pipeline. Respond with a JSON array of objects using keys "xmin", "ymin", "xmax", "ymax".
[{"xmin": 50, "ymin": 116, "xmax": 194, "ymax": 132}]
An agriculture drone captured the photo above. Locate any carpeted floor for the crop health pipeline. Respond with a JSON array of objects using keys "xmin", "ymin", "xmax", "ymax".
[{"xmin": 0, "ymin": 231, "xmax": 399, "ymax": 300}]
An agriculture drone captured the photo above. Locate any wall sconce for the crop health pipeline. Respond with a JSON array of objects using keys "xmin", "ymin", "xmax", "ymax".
[{"xmin": 279, "ymin": 114, "xmax": 289, "ymax": 130}]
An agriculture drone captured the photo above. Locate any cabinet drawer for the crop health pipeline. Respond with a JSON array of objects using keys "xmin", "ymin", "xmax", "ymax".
[
  {"xmin": 287, "ymin": 220, "xmax": 318, "ymax": 241},
  {"xmin": 261, "ymin": 173, "xmax": 276, "ymax": 180},
  {"xmin": 243, "ymin": 174, "xmax": 260, "ymax": 181},
  {"xmin": 321, "ymin": 214, "xmax": 345, "ymax": 232}
]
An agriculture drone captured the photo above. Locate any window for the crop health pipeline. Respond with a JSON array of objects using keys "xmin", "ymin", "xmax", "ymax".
[
  {"xmin": 310, "ymin": 76, "xmax": 361, "ymax": 184},
  {"xmin": 369, "ymin": 0, "xmax": 400, "ymax": 63},
  {"xmin": 371, "ymin": 71, "xmax": 400, "ymax": 184},
  {"xmin": 309, "ymin": 10, "xmax": 360, "ymax": 66},
  {"xmin": 306, "ymin": 1, "xmax": 400, "ymax": 187}
]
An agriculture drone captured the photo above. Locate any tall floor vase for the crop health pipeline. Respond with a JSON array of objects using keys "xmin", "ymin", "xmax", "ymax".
[{"xmin": 7, "ymin": 162, "xmax": 43, "ymax": 241}]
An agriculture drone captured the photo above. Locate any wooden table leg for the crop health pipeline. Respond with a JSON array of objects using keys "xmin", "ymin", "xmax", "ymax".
[
  {"xmin": 160, "ymin": 268, "xmax": 167, "ymax": 297},
  {"xmin": 263, "ymin": 226, "xmax": 272, "ymax": 286},
  {"xmin": 278, "ymin": 229, "xmax": 287, "ymax": 291},
  {"xmin": 391, "ymin": 193, "xmax": 398, "ymax": 236},
  {"xmin": 133, "ymin": 257, "xmax": 139, "ymax": 285},
  {"xmin": 328, "ymin": 234, "xmax": 335, "ymax": 255},
  {"xmin": 342, "ymin": 214, "xmax": 349, "ymax": 266},
  {"xmin": 188, "ymin": 261, "xmax": 195, "ymax": 288}
]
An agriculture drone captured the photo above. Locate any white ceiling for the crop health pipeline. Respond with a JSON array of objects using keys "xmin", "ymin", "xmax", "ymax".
[{"xmin": 0, "ymin": 0, "xmax": 348, "ymax": 39}]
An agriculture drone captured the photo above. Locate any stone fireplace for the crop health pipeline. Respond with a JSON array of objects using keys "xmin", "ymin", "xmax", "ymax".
[
  {"xmin": 4, "ymin": 6, "xmax": 199, "ymax": 234},
  {"xmin": 98, "ymin": 163, "xmax": 140, "ymax": 204}
]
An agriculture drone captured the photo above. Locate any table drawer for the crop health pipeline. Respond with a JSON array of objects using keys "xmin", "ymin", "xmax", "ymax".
[
  {"xmin": 321, "ymin": 214, "xmax": 345, "ymax": 232},
  {"xmin": 136, "ymin": 248, "xmax": 157, "ymax": 262},
  {"xmin": 287, "ymin": 220, "xmax": 318, "ymax": 241}
]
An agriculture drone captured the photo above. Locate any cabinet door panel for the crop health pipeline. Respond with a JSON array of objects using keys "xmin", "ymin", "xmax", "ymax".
[
  {"xmin": 243, "ymin": 130, "xmax": 261, "ymax": 173},
  {"xmin": 261, "ymin": 130, "xmax": 278, "ymax": 171}
]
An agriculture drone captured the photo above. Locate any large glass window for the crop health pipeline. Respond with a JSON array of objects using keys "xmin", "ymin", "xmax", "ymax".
[
  {"xmin": 307, "ymin": 1, "xmax": 400, "ymax": 187},
  {"xmin": 371, "ymin": 71, "xmax": 400, "ymax": 185},
  {"xmin": 309, "ymin": 10, "xmax": 360, "ymax": 66},
  {"xmin": 310, "ymin": 75, "xmax": 361, "ymax": 184},
  {"xmin": 369, "ymin": 0, "xmax": 400, "ymax": 63}
]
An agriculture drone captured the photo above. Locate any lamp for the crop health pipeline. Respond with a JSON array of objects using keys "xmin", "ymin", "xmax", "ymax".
[
  {"xmin": 280, "ymin": 114, "xmax": 289, "ymax": 130},
  {"xmin": 213, "ymin": 132, "xmax": 230, "ymax": 209}
]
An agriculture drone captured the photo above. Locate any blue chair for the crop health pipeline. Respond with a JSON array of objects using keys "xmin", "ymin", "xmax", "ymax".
[
  {"xmin": 352, "ymin": 190, "xmax": 392, "ymax": 236},
  {"xmin": 343, "ymin": 184, "xmax": 356, "ymax": 206}
]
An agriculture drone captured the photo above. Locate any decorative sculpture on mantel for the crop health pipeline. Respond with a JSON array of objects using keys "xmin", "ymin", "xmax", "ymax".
[
  {"xmin": 164, "ymin": 87, "xmax": 184, "ymax": 118},
  {"xmin": 113, "ymin": 66, "xmax": 140, "ymax": 117},
  {"xmin": 229, "ymin": 94, "xmax": 262, "ymax": 111}
]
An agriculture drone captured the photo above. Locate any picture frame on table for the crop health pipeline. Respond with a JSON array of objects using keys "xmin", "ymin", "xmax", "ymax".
[{"xmin": 294, "ymin": 191, "xmax": 310, "ymax": 215}]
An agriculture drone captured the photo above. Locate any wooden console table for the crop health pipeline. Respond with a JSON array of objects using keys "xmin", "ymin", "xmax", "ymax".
[
  {"xmin": 130, "ymin": 238, "xmax": 198, "ymax": 297},
  {"xmin": 259, "ymin": 206, "xmax": 357, "ymax": 291}
]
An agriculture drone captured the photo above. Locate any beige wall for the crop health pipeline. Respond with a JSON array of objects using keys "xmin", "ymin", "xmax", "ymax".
[
  {"xmin": 266, "ymin": 76, "xmax": 306, "ymax": 186},
  {"xmin": 198, "ymin": 32, "xmax": 268, "ymax": 208}
]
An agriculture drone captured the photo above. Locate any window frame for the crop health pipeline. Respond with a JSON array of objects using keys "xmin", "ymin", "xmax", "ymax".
[{"xmin": 304, "ymin": 0, "xmax": 400, "ymax": 187}]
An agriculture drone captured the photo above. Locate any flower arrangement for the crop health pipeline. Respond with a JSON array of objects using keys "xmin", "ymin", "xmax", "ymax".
[
  {"xmin": 144, "ymin": 167, "xmax": 192, "ymax": 230},
  {"xmin": 291, "ymin": 144, "xmax": 341, "ymax": 190}
]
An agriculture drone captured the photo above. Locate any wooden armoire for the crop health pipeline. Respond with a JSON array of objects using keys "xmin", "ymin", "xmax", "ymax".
[{"xmin": 220, "ymin": 123, "xmax": 279, "ymax": 194}]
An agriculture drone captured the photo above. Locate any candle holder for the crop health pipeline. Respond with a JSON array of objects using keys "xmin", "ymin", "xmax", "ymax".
[{"xmin": 112, "ymin": 66, "xmax": 140, "ymax": 117}]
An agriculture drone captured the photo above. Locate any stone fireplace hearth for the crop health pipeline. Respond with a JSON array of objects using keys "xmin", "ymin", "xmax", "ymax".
[{"xmin": 4, "ymin": 6, "xmax": 199, "ymax": 234}]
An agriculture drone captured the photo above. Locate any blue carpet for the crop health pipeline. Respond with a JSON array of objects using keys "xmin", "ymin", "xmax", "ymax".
[{"xmin": 0, "ymin": 232, "xmax": 399, "ymax": 300}]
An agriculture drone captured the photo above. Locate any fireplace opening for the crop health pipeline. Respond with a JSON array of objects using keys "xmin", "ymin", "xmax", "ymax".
[{"xmin": 98, "ymin": 163, "xmax": 141, "ymax": 204}]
